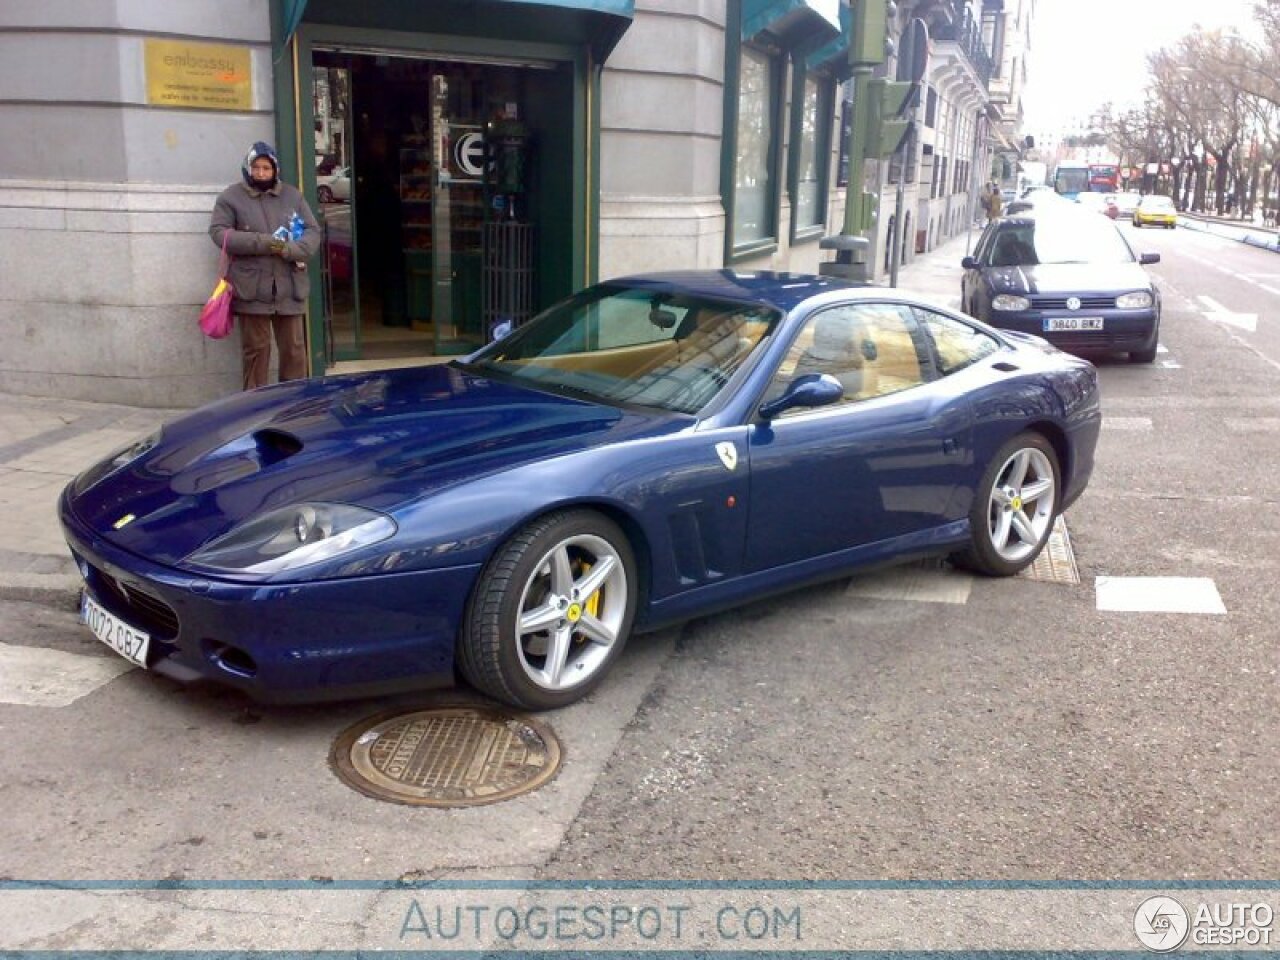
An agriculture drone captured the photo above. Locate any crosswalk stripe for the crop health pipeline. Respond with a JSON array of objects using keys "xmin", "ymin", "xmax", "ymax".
[
  {"xmin": 1095, "ymin": 576, "xmax": 1226, "ymax": 615},
  {"xmin": 0, "ymin": 641, "xmax": 134, "ymax": 707}
]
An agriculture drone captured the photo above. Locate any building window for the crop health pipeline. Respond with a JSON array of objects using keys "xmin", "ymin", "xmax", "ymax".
[
  {"xmin": 732, "ymin": 44, "xmax": 781, "ymax": 250},
  {"xmin": 925, "ymin": 87, "xmax": 938, "ymax": 128},
  {"xmin": 791, "ymin": 70, "xmax": 831, "ymax": 239}
]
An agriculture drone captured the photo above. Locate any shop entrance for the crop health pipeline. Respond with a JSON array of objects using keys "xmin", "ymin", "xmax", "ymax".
[{"xmin": 311, "ymin": 50, "xmax": 568, "ymax": 366}]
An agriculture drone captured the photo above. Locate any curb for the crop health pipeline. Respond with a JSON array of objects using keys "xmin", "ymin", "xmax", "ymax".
[
  {"xmin": 0, "ymin": 572, "xmax": 82, "ymax": 611},
  {"xmin": 1243, "ymin": 234, "xmax": 1280, "ymax": 253}
]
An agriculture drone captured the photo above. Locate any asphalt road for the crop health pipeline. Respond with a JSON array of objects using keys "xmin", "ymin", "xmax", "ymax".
[{"xmin": 2, "ymin": 227, "xmax": 1279, "ymax": 945}]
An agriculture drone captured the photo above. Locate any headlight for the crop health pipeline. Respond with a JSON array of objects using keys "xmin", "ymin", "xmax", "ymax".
[
  {"xmin": 186, "ymin": 502, "xmax": 397, "ymax": 576},
  {"xmin": 992, "ymin": 294, "xmax": 1032, "ymax": 311},
  {"xmin": 72, "ymin": 428, "xmax": 162, "ymax": 496},
  {"xmin": 1116, "ymin": 291, "xmax": 1153, "ymax": 309}
]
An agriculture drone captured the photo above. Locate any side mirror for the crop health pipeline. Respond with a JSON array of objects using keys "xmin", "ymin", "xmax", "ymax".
[
  {"xmin": 961, "ymin": 256, "xmax": 979, "ymax": 270},
  {"xmin": 649, "ymin": 308, "xmax": 678, "ymax": 330},
  {"xmin": 758, "ymin": 373, "xmax": 844, "ymax": 420},
  {"xmin": 1139, "ymin": 252, "xmax": 1160, "ymax": 265}
]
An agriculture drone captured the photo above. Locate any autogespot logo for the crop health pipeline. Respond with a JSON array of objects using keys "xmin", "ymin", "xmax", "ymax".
[{"xmin": 1134, "ymin": 896, "xmax": 1190, "ymax": 952}]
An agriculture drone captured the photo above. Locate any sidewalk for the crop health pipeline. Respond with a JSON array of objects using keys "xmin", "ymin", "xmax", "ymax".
[
  {"xmin": 0, "ymin": 232, "xmax": 977, "ymax": 611},
  {"xmin": 1178, "ymin": 211, "xmax": 1280, "ymax": 251}
]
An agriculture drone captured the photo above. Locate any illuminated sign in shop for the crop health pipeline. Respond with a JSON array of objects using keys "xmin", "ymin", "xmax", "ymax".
[{"xmin": 144, "ymin": 39, "xmax": 252, "ymax": 111}]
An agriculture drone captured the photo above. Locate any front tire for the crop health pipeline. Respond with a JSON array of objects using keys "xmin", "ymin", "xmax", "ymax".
[
  {"xmin": 458, "ymin": 510, "xmax": 637, "ymax": 710},
  {"xmin": 953, "ymin": 432, "xmax": 1060, "ymax": 576}
]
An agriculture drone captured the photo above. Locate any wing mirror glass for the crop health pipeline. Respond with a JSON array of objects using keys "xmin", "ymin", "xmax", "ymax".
[
  {"xmin": 758, "ymin": 373, "xmax": 844, "ymax": 420},
  {"xmin": 1139, "ymin": 252, "xmax": 1160, "ymax": 265},
  {"xmin": 649, "ymin": 308, "xmax": 678, "ymax": 330}
]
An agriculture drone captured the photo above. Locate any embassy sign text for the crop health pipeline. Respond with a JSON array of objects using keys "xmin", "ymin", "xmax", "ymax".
[{"xmin": 144, "ymin": 39, "xmax": 252, "ymax": 111}]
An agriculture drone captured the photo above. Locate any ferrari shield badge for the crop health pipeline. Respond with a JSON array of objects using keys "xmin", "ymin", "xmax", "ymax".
[{"xmin": 715, "ymin": 441, "xmax": 738, "ymax": 471}]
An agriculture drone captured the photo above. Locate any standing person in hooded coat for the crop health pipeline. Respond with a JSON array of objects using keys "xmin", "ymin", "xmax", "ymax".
[{"xmin": 209, "ymin": 141, "xmax": 321, "ymax": 390}]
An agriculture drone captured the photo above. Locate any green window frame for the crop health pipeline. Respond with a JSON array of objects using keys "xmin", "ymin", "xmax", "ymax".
[{"xmin": 789, "ymin": 64, "xmax": 833, "ymax": 243}]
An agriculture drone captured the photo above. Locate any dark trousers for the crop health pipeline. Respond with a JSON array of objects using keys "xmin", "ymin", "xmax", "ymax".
[{"xmin": 239, "ymin": 313, "xmax": 306, "ymax": 390}]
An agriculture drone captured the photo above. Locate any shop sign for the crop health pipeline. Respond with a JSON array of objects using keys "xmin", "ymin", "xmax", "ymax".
[{"xmin": 144, "ymin": 39, "xmax": 252, "ymax": 111}]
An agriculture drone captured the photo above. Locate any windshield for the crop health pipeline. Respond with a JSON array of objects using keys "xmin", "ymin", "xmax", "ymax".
[
  {"xmin": 986, "ymin": 216, "xmax": 1136, "ymax": 266},
  {"xmin": 464, "ymin": 285, "xmax": 779, "ymax": 414},
  {"xmin": 1054, "ymin": 168, "xmax": 1090, "ymax": 194}
]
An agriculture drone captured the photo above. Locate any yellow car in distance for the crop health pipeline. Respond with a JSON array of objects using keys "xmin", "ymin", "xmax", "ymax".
[{"xmin": 1133, "ymin": 194, "xmax": 1178, "ymax": 229}]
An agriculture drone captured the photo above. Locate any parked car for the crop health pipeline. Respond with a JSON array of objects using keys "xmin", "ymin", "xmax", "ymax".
[
  {"xmin": 62, "ymin": 272, "xmax": 1101, "ymax": 710},
  {"xmin": 1076, "ymin": 192, "xmax": 1119, "ymax": 219},
  {"xmin": 316, "ymin": 166, "xmax": 351, "ymax": 203},
  {"xmin": 1133, "ymin": 194, "xmax": 1178, "ymax": 229},
  {"xmin": 1113, "ymin": 192, "xmax": 1143, "ymax": 219},
  {"xmin": 1006, "ymin": 187, "xmax": 1070, "ymax": 216},
  {"xmin": 961, "ymin": 208, "xmax": 1162, "ymax": 363}
]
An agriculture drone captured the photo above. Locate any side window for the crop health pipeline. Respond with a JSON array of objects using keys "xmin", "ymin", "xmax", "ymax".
[
  {"xmin": 732, "ymin": 44, "xmax": 781, "ymax": 250},
  {"xmin": 762, "ymin": 303, "xmax": 930, "ymax": 415},
  {"xmin": 914, "ymin": 307, "xmax": 999, "ymax": 375}
]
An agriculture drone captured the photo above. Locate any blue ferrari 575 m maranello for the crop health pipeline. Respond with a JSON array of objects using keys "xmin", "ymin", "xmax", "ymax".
[{"xmin": 61, "ymin": 271, "xmax": 1101, "ymax": 710}]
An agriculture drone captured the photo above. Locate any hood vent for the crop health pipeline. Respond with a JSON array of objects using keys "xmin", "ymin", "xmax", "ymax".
[{"xmin": 254, "ymin": 428, "xmax": 303, "ymax": 466}]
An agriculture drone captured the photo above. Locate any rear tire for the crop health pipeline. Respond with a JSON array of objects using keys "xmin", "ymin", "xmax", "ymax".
[
  {"xmin": 953, "ymin": 432, "xmax": 1060, "ymax": 577},
  {"xmin": 458, "ymin": 510, "xmax": 637, "ymax": 710}
]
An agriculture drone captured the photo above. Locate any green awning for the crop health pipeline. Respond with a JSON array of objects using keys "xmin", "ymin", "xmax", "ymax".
[
  {"xmin": 281, "ymin": 0, "xmax": 635, "ymax": 59},
  {"xmin": 497, "ymin": 0, "xmax": 635, "ymax": 56},
  {"xmin": 742, "ymin": 0, "xmax": 841, "ymax": 48},
  {"xmin": 806, "ymin": 0, "xmax": 851, "ymax": 77}
]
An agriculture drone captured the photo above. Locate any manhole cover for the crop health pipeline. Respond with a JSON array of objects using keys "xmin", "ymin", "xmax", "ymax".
[{"xmin": 330, "ymin": 706, "xmax": 562, "ymax": 807}]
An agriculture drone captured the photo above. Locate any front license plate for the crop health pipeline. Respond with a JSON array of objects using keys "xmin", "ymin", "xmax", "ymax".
[
  {"xmin": 1044, "ymin": 317, "xmax": 1104, "ymax": 332},
  {"xmin": 80, "ymin": 593, "xmax": 150, "ymax": 668}
]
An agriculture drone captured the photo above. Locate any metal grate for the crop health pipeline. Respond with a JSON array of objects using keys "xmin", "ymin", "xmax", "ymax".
[
  {"xmin": 482, "ymin": 221, "xmax": 535, "ymax": 338},
  {"xmin": 1019, "ymin": 515, "xmax": 1080, "ymax": 585}
]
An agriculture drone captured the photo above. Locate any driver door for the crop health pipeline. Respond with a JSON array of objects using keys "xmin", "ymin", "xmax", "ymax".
[{"xmin": 744, "ymin": 301, "xmax": 973, "ymax": 573}]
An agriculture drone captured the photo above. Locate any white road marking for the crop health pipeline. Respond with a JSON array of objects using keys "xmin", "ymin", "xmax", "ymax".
[
  {"xmin": 1156, "ymin": 344, "xmax": 1169, "ymax": 354},
  {"xmin": 1197, "ymin": 294, "xmax": 1257, "ymax": 332},
  {"xmin": 0, "ymin": 641, "xmax": 134, "ymax": 707},
  {"xmin": 1262, "ymin": 285, "xmax": 1280, "ymax": 297},
  {"xmin": 847, "ymin": 565, "xmax": 973, "ymax": 604},
  {"xmin": 1160, "ymin": 360, "xmax": 1182, "ymax": 369},
  {"xmin": 1225, "ymin": 417, "xmax": 1280, "ymax": 432},
  {"xmin": 1096, "ymin": 576, "xmax": 1227, "ymax": 615},
  {"xmin": 1102, "ymin": 417, "xmax": 1153, "ymax": 431}
]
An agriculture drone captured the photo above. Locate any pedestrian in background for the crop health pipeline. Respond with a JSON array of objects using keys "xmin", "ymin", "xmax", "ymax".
[
  {"xmin": 209, "ymin": 141, "xmax": 320, "ymax": 390},
  {"xmin": 985, "ymin": 181, "xmax": 1003, "ymax": 222}
]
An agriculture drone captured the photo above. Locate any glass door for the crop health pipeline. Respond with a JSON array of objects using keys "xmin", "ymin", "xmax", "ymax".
[
  {"xmin": 430, "ymin": 69, "xmax": 488, "ymax": 354},
  {"xmin": 312, "ymin": 56, "xmax": 361, "ymax": 361}
]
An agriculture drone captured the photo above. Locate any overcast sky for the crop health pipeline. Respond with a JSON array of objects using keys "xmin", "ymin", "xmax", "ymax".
[{"xmin": 1021, "ymin": 0, "xmax": 1263, "ymax": 131}]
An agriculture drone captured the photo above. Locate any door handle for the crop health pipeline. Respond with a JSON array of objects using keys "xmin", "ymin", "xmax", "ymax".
[{"xmin": 942, "ymin": 437, "xmax": 960, "ymax": 454}]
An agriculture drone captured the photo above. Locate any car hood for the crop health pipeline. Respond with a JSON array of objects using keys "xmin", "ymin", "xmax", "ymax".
[
  {"xmin": 982, "ymin": 262, "xmax": 1152, "ymax": 295},
  {"xmin": 70, "ymin": 364, "xmax": 683, "ymax": 565}
]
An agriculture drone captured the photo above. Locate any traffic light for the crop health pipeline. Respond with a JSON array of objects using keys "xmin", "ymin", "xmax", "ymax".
[
  {"xmin": 850, "ymin": 0, "xmax": 890, "ymax": 65},
  {"xmin": 866, "ymin": 78, "xmax": 915, "ymax": 158}
]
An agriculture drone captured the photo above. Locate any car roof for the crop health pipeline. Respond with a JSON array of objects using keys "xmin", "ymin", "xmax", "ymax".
[{"xmin": 603, "ymin": 270, "xmax": 868, "ymax": 314}]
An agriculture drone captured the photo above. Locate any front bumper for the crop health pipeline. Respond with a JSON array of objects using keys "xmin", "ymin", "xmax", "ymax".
[
  {"xmin": 59, "ymin": 488, "xmax": 479, "ymax": 702},
  {"xmin": 984, "ymin": 308, "xmax": 1158, "ymax": 354}
]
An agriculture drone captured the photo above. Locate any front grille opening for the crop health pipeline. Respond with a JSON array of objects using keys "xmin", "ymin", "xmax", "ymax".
[
  {"xmin": 92, "ymin": 568, "xmax": 180, "ymax": 640},
  {"xmin": 209, "ymin": 642, "xmax": 258, "ymax": 678}
]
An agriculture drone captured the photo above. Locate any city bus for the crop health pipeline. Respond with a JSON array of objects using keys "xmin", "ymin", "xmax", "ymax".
[
  {"xmin": 1053, "ymin": 164, "xmax": 1090, "ymax": 199},
  {"xmin": 1088, "ymin": 163, "xmax": 1120, "ymax": 192}
]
